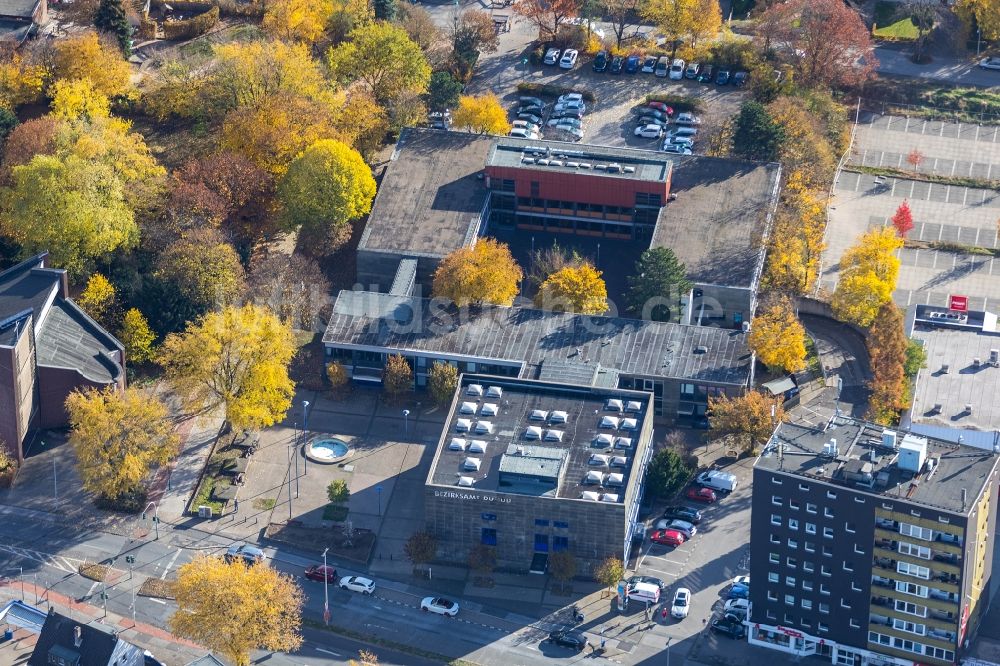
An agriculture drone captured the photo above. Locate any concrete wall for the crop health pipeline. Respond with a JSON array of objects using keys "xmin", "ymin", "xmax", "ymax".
[
  {"xmin": 0, "ymin": 328, "xmax": 38, "ymax": 462},
  {"xmin": 35, "ymin": 365, "xmax": 116, "ymax": 430}
]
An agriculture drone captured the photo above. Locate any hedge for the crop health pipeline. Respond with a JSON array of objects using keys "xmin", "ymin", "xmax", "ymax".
[
  {"xmin": 645, "ymin": 93, "xmax": 704, "ymax": 113},
  {"xmin": 516, "ymin": 82, "xmax": 596, "ymax": 103},
  {"xmin": 162, "ymin": 5, "xmax": 219, "ymax": 40}
]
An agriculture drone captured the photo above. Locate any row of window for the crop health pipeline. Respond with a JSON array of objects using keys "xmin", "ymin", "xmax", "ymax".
[
  {"xmin": 898, "ymin": 541, "xmax": 931, "ymax": 560},
  {"xmin": 767, "ymin": 535, "xmax": 865, "ymax": 558},
  {"xmin": 767, "ymin": 552, "xmax": 861, "ymax": 574},
  {"xmin": 766, "ymin": 571, "xmax": 863, "ymax": 595},
  {"xmin": 762, "ymin": 608, "xmax": 835, "ymax": 633},
  {"xmin": 481, "ymin": 529, "xmax": 569, "ymax": 551},
  {"xmin": 868, "ymin": 631, "xmax": 955, "ymax": 662},
  {"xmin": 897, "ymin": 561, "xmax": 930, "ymax": 580},
  {"xmin": 769, "ymin": 511, "xmax": 859, "ymax": 537},
  {"xmin": 769, "ymin": 479, "xmax": 866, "ymax": 505}
]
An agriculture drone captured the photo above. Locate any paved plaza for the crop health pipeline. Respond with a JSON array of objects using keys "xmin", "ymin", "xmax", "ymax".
[{"xmin": 823, "ymin": 114, "xmax": 1000, "ymax": 310}]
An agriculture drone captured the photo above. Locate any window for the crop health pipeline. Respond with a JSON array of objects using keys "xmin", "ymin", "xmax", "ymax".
[
  {"xmin": 818, "ymin": 622, "xmax": 829, "ymax": 633},
  {"xmin": 896, "ymin": 581, "xmax": 929, "ymax": 598},
  {"xmin": 771, "ymin": 514, "xmax": 782, "ymax": 526},
  {"xmin": 820, "ymin": 583, "xmax": 830, "ymax": 595},
  {"xmin": 784, "ymin": 594, "xmax": 795, "ymax": 606},
  {"xmin": 899, "ymin": 523, "xmax": 934, "ymax": 541},
  {"xmin": 899, "ymin": 542, "xmax": 931, "ymax": 559},
  {"xmin": 826, "ymin": 491, "xmax": 837, "ymax": 500},
  {"xmin": 799, "ymin": 483, "xmax": 810, "ymax": 492},
  {"xmin": 789, "ymin": 500, "xmax": 800, "ymax": 510},
  {"xmin": 680, "ymin": 383, "xmax": 695, "ymax": 396},
  {"xmin": 897, "ymin": 562, "xmax": 930, "ymax": 579},
  {"xmin": 787, "ymin": 557, "xmax": 797, "ymax": 568},
  {"xmin": 552, "ymin": 536, "xmax": 569, "ymax": 552},
  {"xmin": 821, "ymin": 565, "xmax": 831, "ymax": 577},
  {"xmin": 894, "ymin": 600, "xmax": 928, "ymax": 617},
  {"xmin": 824, "ymin": 507, "xmax": 835, "ymax": 518},
  {"xmin": 768, "ymin": 572, "xmax": 779, "ymax": 583},
  {"xmin": 553, "ymin": 521, "xmax": 569, "ymax": 529},
  {"xmin": 925, "ymin": 647, "xmax": 955, "ymax": 661},
  {"xmin": 803, "ymin": 561, "xmax": 814, "ymax": 573},
  {"xmin": 535, "ymin": 519, "xmax": 550, "ymax": 527},
  {"xmin": 804, "ymin": 541, "xmax": 815, "ymax": 553},
  {"xmin": 481, "ymin": 513, "xmax": 497, "ymax": 521},
  {"xmin": 854, "ymin": 544, "xmax": 866, "ymax": 555},
  {"xmin": 852, "ymin": 582, "xmax": 862, "ymax": 592},
  {"xmin": 805, "ymin": 523, "xmax": 816, "ymax": 534},
  {"xmin": 843, "ymin": 561, "xmax": 854, "ymax": 572},
  {"xmin": 850, "ymin": 619, "xmax": 860, "ymax": 628},
  {"xmin": 481, "ymin": 528, "xmax": 497, "ymax": 546},
  {"xmin": 769, "ymin": 534, "xmax": 781, "ymax": 544},
  {"xmin": 766, "ymin": 610, "xmax": 776, "ymax": 621},
  {"xmin": 870, "ymin": 631, "xmax": 892, "ymax": 646},
  {"xmin": 771, "ymin": 476, "xmax": 783, "ymax": 485},
  {"xmin": 802, "ymin": 580, "xmax": 813, "ymax": 591},
  {"xmin": 854, "ymin": 497, "xmax": 866, "ymax": 504},
  {"xmin": 786, "ymin": 576, "xmax": 796, "ymax": 587},
  {"xmin": 818, "ymin": 603, "xmax": 829, "ymax": 614},
  {"xmin": 937, "ymin": 516, "xmax": 951, "ymax": 525},
  {"xmin": 806, "ymin": 503, "xmax": 817, "ymax": 514},
  {"xmin": 841, "ymin": 598, "xmax": 852, "ymax": 609},
  {"xmin": 788, "ymin": 519, "xmax": 799, "ymax": 530},
  {"xmin": 788, "ymin": 539, "xmax": 798, "ymax": 549},
  {"xmin": 823, "ymin": 527, "xmax": 834, "ymax": 539},
  {"xmin": 768, "ymin": 591, "xmax": 778, "ymax": 601},
  {"xmin": 770, "ymin": 553, "xmax": 780, "ymax": 564},
  {"xmin": 845, "ymin": 522, "xmax": 856, "ymax": 534},
  {"xmin": 534, "ymin": 533, "xmax": 549, "ymax": 552},
  {"xmin": 772, "ymin": 496, "xmax": 783, "ymax": 506},
  {"xmin": 892, "ymin": 618, "xmax": 926, "ymax": 636}
]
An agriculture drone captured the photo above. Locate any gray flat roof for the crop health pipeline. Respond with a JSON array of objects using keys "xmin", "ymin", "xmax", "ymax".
[
  {"xmin": 357, "ymin": 129, "xmax": 491, "ymax": 258},
  {"xmin": 0, "ymin": 0, "xmax": 36, "ymax": 17},
  {"xmin": 0, "ymin": 255, "xmax": 59, "ymax": 346},
  {"xmin": 909, "ymin": 319, "xmax": 1000, "ymax": 432},
  {"xmin": 651, "ymin": 156, "xmax": 780, "ymax": 288},
  {"xmin": 429, "ymin": 376, "xmax": 653, "ymax": 500},
  {"xmin": 36, "ymin": 301, "xmax": 122, "ymax": 383},
  {"xmin": 758, "ymin": 419, "xmax": 1000, "ymax": 515},
  {"xmin": 323, "ymin": 290, "xmax": 753, "ymax": 385},
  {"xmin": 487, "ymin": 138, "xmax": 671, "ymax": 183}
]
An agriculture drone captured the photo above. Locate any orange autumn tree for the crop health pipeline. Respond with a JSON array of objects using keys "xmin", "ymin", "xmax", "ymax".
[{"xmin": 432, "ymin": 239, "xmax": 523, "ymax": 306}]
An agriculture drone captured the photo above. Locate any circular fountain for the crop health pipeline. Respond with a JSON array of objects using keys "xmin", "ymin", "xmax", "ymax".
[{"xmin": 305, "ymin": 437, "xmax": 350, "ymax": 464}]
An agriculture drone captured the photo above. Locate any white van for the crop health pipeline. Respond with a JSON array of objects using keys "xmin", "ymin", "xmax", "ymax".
[
  {"xmin": 697, "ymin": 470, "xmax": 738, "ymax": 493},
  {"xmin": 628, "ymin": 581, "xmax": 661, "ymax": 604}
]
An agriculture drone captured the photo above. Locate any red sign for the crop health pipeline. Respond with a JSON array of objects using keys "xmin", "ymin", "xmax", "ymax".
[
  {"xmin": 950, "ymin": 295, "xmax": 969, "ymax": 312},
  {"xmin": 777, "ymin": 626, "xmax": 804, "ymax": 638},
  {"xmin": 959, "ymin": 605, "xmax": 969, "ymax": 644}
]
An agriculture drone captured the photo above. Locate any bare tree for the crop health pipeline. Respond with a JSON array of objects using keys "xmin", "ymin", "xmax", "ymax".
[
  {"xmin": 247, "ymin": 253, "xmax": 331, "ymax": 330},
  {"xmin": 606, "ymin": 0, "xmax": 641, "ymax": 48}
]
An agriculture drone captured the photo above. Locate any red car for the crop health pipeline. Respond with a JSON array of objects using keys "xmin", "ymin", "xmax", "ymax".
[
  {"xmin": 650, "ymin": 529, "xmax": 686, "ymax": 546},
  {"xmin": 687, "ymin": 486, "xmax": 717, "ymax": 503},
  {"xmin": 647, "ymin": 101, "xmax": 674, "ymax": 116},
  {"xmin": 304, "ymin": 564, "xmax": 338, "ymax": 582}
]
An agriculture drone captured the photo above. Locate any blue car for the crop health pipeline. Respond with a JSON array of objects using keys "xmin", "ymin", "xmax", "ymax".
[
  {"xmin": 728, "ymin": 583, "xmax": 749, "ymax": 599},
  {"xmin": 625, "ymin": 55, "xmax": 640, "ymax": 73}
]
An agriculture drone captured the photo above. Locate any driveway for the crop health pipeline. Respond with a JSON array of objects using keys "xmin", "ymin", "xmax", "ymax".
[
  {"xmin": 873, "ymin": 42, "xmax": 1000, "ymax": 88},
  {"xmin": 793, "ymin": 315, "xmax": 871, "ymax": 428}
]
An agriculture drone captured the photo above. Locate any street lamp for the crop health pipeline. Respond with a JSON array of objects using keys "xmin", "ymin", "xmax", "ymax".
[
  {"xmin": 302, "ymin": 400, "xmax": 311, "ymax": 476},
  {"xmin": 141, "ymin": 501, "xmax": 159, "ymax": 540},
  {"xmin": 322, "ymin": 547, "xmax": 330, "ymax": 625},
  {"xmin": 403, "ymin": 409, "xmax": 410, "ymax": 437},
  {"xmin": 666, "ymin": 636, "xmax": 672, "ymax": 666}
]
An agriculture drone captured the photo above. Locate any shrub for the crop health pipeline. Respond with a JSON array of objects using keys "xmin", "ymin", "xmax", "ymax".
[
  {"xmin": 516, "ymin": 82, "xmax": 596, "ymax": 102},
  {"xmin": 94, "ymin": 488, "xmax": 148, "ymax": 514},
  {"xmin": 161, "ymin": 5, "xmax": 220, "ymax": 40}
]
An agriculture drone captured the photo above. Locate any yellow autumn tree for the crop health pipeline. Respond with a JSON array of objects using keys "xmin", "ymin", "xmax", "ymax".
[
  {"xmin": 452, "ymin": 94, "xmax": 511, "ymax": 135},
  {"xmin": 831, "ymin": 227, "xmax": 903, "ymax": 327},
  {"xmin": 120, "ymin": 308, "xmax": 156, "ymax": 364},
  {"xmin": 0, "ymin": 50, "xmax": 45, "ymax": 109},
  {"xmin": 689, "ymin": 0, "xmax": 722, "ymax": 45},
  {"xmin": 748, "ymin": 295, "xmax": 807, "ymax": 373},
  {"xmin": 708, "ymin": 391, "xmax": 784, "ymax": 454},
  {"xmin": 263, "ymin": 0, "xmax": 335, "ymax": 43},
  {"xmin": 432, "ymin": 238, "xmax": 523, "ymax": 307},
  {"xmin": 159, "ymin": 304, "xmax": 296, "ymax": 431},
  {"xmin": 766, "ymin": 97, "xmax": 837, "ymax": 190},
  {"xmin": 51, "ymin": 32, "xmax": 133, "ymax": 101},
  {"xmin": 535, "ymin": 263, "xmax": 608, "ymax": 314},
  {"xmin": 66, "ymin": 386, "xmax": 178, "ymax": 500},
  {"xmin": 954, "ymin": 0, "xmax": 1000, "ymax": 40},
  {"xmin": 170, "ymin": 555, "xmax": 303, "ymax": 666},
  {"xmin": 50, "ymin": 78, "xmax": 111, "ymax": 121},
  {"xmin": 77, "ymin": 272, "xmax": 117, "ymax": 328},
  {"xmin": 763, "ymin": 171, "xmax": 826, "ymax": 295}
]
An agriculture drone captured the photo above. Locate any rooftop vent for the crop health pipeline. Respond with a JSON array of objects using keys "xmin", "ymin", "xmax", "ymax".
[
  {"xmin": 882, "ymin": 430, "xmax": 897, "ymax": 451},
  {"xmin": 606, "ymin": 473, "xmax": 624, "ymax": 486},
  {"xmin": 625, "ymin": 401, "xmax": 643, "ymax": 413},
  {"xmin": 486, "ymin": 386, "xmax": 503, "ymax": 398},
  {"xmin": 459, "ymin": 401, "xmax": 477, "ymax": 415},
  {"xmin": 581, "ymin": 491, "xmax": 601, "ymax": 501},
  {"xmin": 549, "ymin": 410, "xmax": 568, "ymax": 424},
  {"xmin": 610, "ymin": 456, "xmax": 628, "ymax": 468},
  {"xmin": 623, "ymin": 166, "xmax": 636, "ymax": 173},
  {"xmin": 538, "ymin": 158, "xmax": 550, "ymax": 165},
  {"xmin": 606, "ymin": 399, "xmax": 624, "ymax": 412},
  {"xmin": 467, "ymin": 384, "xmax": 483, "ymax": 397},
  {"xmin": 600, "ymin": 416, "xmax": 620, "ymax": 429},
  {"xmin": 579, "ymin": 163, "xmax": 592, "ymax": 169},
  {"xmin": 584, "ymin": 470, "xmax": 604, "ymax": 484},
  {"xmin": 458, "ymin": 476, "xmax": 475, "ymax": 487},
  {"xmin": 468, "ymin": 440, "xmax": 487, "ymax": 453},
  {"xmin": 594, "ymin": 433, "xmax": 614, "ymax": 447},
  {"xmin": 481, "ymin": 403, "xmax": 498, "ymax": 416},
  {"xmin": 589, "ymin": 454, "xmax": 610, "ymax": 466},
  {"xmin": 897, "ymin": 434, "xmax": 928, "ymax": 473},
  {"xmin": 614, "ymin": 437, "xmax": 632, "ymax": 450},
  {"xmin": 521, "ymin": 157, "xmax": 535, "ymax": 164},
  {"xmin": 455, "ymin": 419, "xmax": 472, "ymax": 433},
  {"xmin": 566, "ymin": 161, "xmax": 579, "ymax": 168},
  {"xmin": 549, "ymin": 160, "xmax": 563, "ymax": 167},
  {"xmin": 530, "ymin": 409, "xmax": 549, "ymax": 421},
  {"xmin": 607, "ymin": 163, "xmax": 622, "ymax": 173},
  {"xmin": 463, "ymin": 457, "xmax": 481, "ymax": 471},
  {"xmin": 600, "ymin": 493, "xmax": 619, "ymax": 502},
  {"xmin": 524, "ymin": 426, "xmax": 543, "ymax": 440},
  {"xmin": 620, "ymin": 418, "xmax": 638, "ymax": 431},
  {"xmin": 449, "ymin": 437, "xmax": 467, "ymax": 451},
  {"xmin": 544, "ymin": 429, "xmax": 564, "ymax": 442},
  {"xmin": 822, "ymin": 438, "xmax": 838, "ymax": 457},
  {"xmin": 474, "ymin": 420, "xmax": 493, "ymax": 434},
  {"xmin": 594, "ymin": 164, "xmax": 608, "ymax": 171}
]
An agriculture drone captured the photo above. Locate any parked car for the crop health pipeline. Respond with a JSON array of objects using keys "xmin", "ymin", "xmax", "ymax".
[
  {"xmin": 547, "ymin": 117, "xmax": 582, "ymax": 128},
  {"xmin": 687, "ymin": 486, "xmax": 717, "ymax": 503},
  {"xmin": 696, "ymin": 469, "xmax": 737, "ymax": 493},
  {"xmin": 667, "ymin": 519, "xmax": 697, "ymax": 538},
  {"xmin": 226, "ymin": 542, "xmax": 266, "ymax": 566},
  {"xmin": 662, "ymin": 506, "xmax": 703, "ymax": 523},
  {"xmin": 339, "ymin": 575, "xmax": 376, "ymax": 594},
  {"xmin": 732, "ymin": 575, "xmax": 750, "ymax": 587},
  {"xmin": 663, "ymin": 127, "xmax": 698, "ymax": 141},
  {"xmin": 729, "ymin": 583, "xmax": 750, "ymax": 600},
  {"xmin": 551, "ymin": 109, "xmax": 584, "ymax": 121},
  {"xmin": 543, "ymin": 47, "xmax": 561, "ymax": 65},
  {"xmin": 421, "ymin": 596, "xmax": 459, "ymax": 616},
  {"xmin": 516, "ymin": 104, "xmax": 544, "ymax": 116},
  {"xmin": 508, "ymin": 128, "xmax": 540, "ymax": 139},
  {"xmin": 642, "ymin": 56, "xmax": 658, "ymax": 73},
  {"xmin": 664, "ymin": 136, "xmax": 694, "ymax": 149},
  {"xmin": 627, "ymin": 575, "xmax": 666, "ymax": 590},
  {"xmin": 712, "ymin": 615, "xmax": 746, "ymax": 638},
  {"xmin": 593, "ymin": 50, "xmax": 609, "ymax": 72},
  {"xmin": 627, "ymin": 581, "xmax": 660, "ymax": 604},
  {"xmin": 715, "ymin": 69, "xmax": 731, "ymax": 85},
  {"xmin": 650, "ymin": 529, "xmax": 686, "ymax": 546},
  {"xmin": 559, "ymin": 49, "xmax": 579, "ymax": 69},
  {"xmin": 558, "ymin": 92, "xmax": 584, "ymax": 104},
  {"xmin": 674, "ymin": 112, "xmax": 702, "ymax": 125},
  {"xmin": 638, "ymin": 116, "xmax": 669, "ymax": 128},
  {"xmin": 724, "ymin": 598, "xmax": 749, "ymax": 619},
  {"xmin": 671, "ymin": 588, "xmax": 691, "ymax": 619},
  {"xmin": 304, "ymin": 564, "xmax": 338, "ymax": 582},
  {"xmin": 549, "ymin": 124, "xmax": 584, "ymax": 139},
  {"xmin": 697, "ymin": 64, "xmax": 714, "ymax": 83},
  {"xmin": 646, "ymin": 101, "xmax": 673, "ymax": 115},
  {"xmin": 610, "ymin": 55, "xmax": 625, "ymax": 74},
  {"xmin": 979, "ymin": 56, "xmax": 1000, "ymax": 71},
  {"xmin": 547, "ymin": 629, "xmax": 587, "ymax": 650},
  {"xmin": 634, "ymin": 124, "xmax": 664, "ymax": 139},
  {"xmin": 512, "ymin": 119, "xmax": 541, "ymax": 132},
  {"xmin": 519, "ymin": 96, "xmax": 544, "ymax": 107},
  {"xmin": 517, "ymin": 113, "xmax": 543, "ymax": 125},
  {"xmin": 554, "ymin": 100, "xmax": 586, "ymax": 113},
  {"xmin": 733, "ymin": 71, "xmax": 748, "ymax": 87},
  {"xmin": 669, "ymin": 58, "xmax": 685, "ymax": 80},
  {"xmin": 662, "ymin": 143, "xmax": 692, "ymax": 155},
  {"xmin": 655, "ymin": 55, "xmax": 670, "ymax": 77},
  {"xmin": 684, "ymin": 62, "xmax": 700, "ymax": 79},
  {"xmin": 625, "ymin": 54, "xmax": 641, "ymax": 73}
]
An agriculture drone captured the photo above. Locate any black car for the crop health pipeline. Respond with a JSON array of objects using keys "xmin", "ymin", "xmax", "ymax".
[
  {"xmin": 610, "ymin": 56, "xmax": 625, "ymax": 74},
  {"xmin": 552, "ymin": 109, "xmax": 584, "ymax": 120},
  {"xmin": 733, "ymin": 71, "xmax": 748, "ymax": 87},
  {"xmin": 593, "ymin": 50, "xmax": 609, "ymax": 72},
  {"xmin": 711, "ymin": 616, "xmax": 746, "ymax": 638},
  {"xmin": 517, "ymin": 105, "xmax": 544, "ymax": 116},
  {"xmin": 547, "ymin": 629, "xmax": 587, "ymax": 650},
  {"xmin": 662, "ymin": 506, "xmax": 703, "ymax": 524},
  {"xmin": 697, "ymin": 64, "xmax": 714, "ymax": 83},
  {"xmin": 627, "ymin": 574, "xmax": 665, "ymax": 589},
  {"xmin": 716, "ymin": 69, "xmax": 731, "ymax": 85}
]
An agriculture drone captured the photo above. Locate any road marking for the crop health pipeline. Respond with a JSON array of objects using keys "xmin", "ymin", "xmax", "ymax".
[
  {"xmin": 314, "ymin": 648, "xmax": 340, "ymax": 656},
  {"xmin": 161, "ymin": 549, "xmax": 181, "ymax": 580},
  {"xmin": 148, "ymin": 598, "xmax": 167, "ymax": 605},
  {"xmin": 86, "ymin": 581, "xmax": 99, "ymax": 599}
]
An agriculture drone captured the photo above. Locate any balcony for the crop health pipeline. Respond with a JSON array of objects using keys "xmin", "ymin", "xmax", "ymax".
[{"xmin": 873, "ymin": 541, "xmax": 962, "ymax": 575}]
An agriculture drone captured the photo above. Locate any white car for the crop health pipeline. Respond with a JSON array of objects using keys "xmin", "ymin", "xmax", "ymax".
[
  {"xmin": 979, "ymin": 56, "xmax": 1000, "ymax": 71},
  {"xmin": 634, "ymin": 124, "xmax": 663, "ymax": 139},
  {"xmin": 509, "ymin": 128, "xmax": 540, "ymax": 139},
  {"xmin": 662, "ymin": 143, "xmax": 692, "ymax": 155},
  {"xmin": 724, "ymin": 598, "xmax": 749, "ymax": 618},
  {"xmin": 339, "ymin": 576, "xmax": 376, "ymax": 594},
  {"xmin": 674, "ymin": 112, "xmax": 702, "ymax": 126},
  {"xmin": 664, "ymin": 137, "xmax": 694, "ymax": 152},
  {"xmin": 669, "ymin": 58, "xmax": 685, "ymax": 80},
  {"xmin": 421, "ymin": 596, "xmax": 459, "ymax": 616},
  {"xmin": 553, "ymin": 100, "xmax": 586, "ymax": 113},
  {"xmin": 732, "ymin": 575, "xmax": 750, "ymax": 587},
  {"xmin": 512, "ymin": 120, "xmax": 541, "ymax": 132},
  {"xmin": 671, "ymin": 587, "xmax": 691, "ymax": 619},
  {"xmin": 559, "ymin": 49, "xmax": 579, "ymax": 69},
  {"xmin": 664, "ymin": 127, "xmax": 698, "ymax": 140},
  {"xmin": 543, "ymin": 47, "xmax": 561, "ymax": 65},
  {"xmin": 557, "ymin": 92, "xmax": 584, "ymax": 104},
  {"xmin": 668, "ymin": 519, "xmax": 696, "ymax": 538}
]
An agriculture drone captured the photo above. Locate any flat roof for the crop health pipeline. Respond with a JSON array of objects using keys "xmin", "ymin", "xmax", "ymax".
[
  {"xmin": 357, "ymin": 129, "xmax": 492, "ymax": 258},
  {"xmin": 0, "ymin": 254, "xmax": 59, "ymax": 346},
  {"xmin": 758, "ymin": 419, "xmax": 1000, "ymax": 515},
  {"xmin": 0, "ymin": 0, "xmax": 36, "ymax": 17},
  {"xmin": 651, "ymin": 156, "xmax": 780, "ymax": 288},
  {"xmin": 487, "ymin": 137, "xmax": 672, "ymax": 183},
  {"xmin": 36, "ymin": 301, "xmax": 122, "ymax": 383},
  {"xmin": 909, "ymin": 313, "xmax": 1000, "ymax": 432},
  {"xmin": 428, "ymin": 376, "xmax": 653, "ymax": 501},
  {"xmin": 323, "ymin": 290, "xmax": 753, "ymax": 385}
]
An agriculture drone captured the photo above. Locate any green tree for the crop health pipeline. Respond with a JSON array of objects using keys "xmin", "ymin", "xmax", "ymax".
[
  {"xmin": 593, "ymin": 556, "xmax": 624, "ymax": 593},
  {"xmin": 0, "ymin": 108, "xmax": 18, "ymax": 144},
  {"xmin": 382, "ymin": 354, "xmax": 413, "ymax": 398},
  {"xmin": 625, "ymin": 247, "xmax": 691, "ymax": 322},
  {"xmin": 708, "ymin": 391, "xmax": 784, "ymax": 454},
  {"xmin": 645, "ymin": 448, "xmax": 692, "ymax": 500},
  {"xmin": 327, "ymin": 479, "xmax": 350, "ymax": 504},
  {"xmin": 904, "ymin": 339, "xmax": 927, "ymax": 378},
  {"xmin": 373, "ymin": 0, "xmax": 397, "ymax": 20},
  {"xmin": 327, "ymin": 22, "xmax": 431, "ymax": 104},
  {"xmin": 277, "ymin": 139, "xmax": 376, "ymax": 241},
  {"xmin": 159, "ymin": 304, "xmax": 296, "ymax": 432},
  {"xmin": 154, "ymin": 229, "xmax": 246, "ymax": 315},
  {"xmin": 120, "ymin": 308, "xmax": 156, "ymax": 364},
  {"xmin": 428, "ymin": 361, "xmax": 459, "ymax": 406},
  {"xmin": 94, "ymin": 0, "xmax": 132, "ymax": 55},
  {"xmin": 427, "ymin": 71, "xmax": 463, "ymax": 112},
  {"xmin": 731, "ymin": 101, "xmax": 786, "ymax": 162},
  {"xmin": 66, "ymin": 386, "xmax": 179, "ymax": 501}
]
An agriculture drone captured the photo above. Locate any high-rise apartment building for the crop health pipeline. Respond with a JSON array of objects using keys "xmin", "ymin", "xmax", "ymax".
[{"xmin": 750, "ymin": 419, "xmax": 999, "ymax": 666}]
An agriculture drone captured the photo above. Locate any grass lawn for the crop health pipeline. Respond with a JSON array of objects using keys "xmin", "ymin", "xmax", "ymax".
[
  {"xmin": 873, "ymin": 1, "xmax": 919, "ymax": 40},
  {"xmin": 863, "ymin": 75, "xmax": 1000, "ymax": 124}
]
